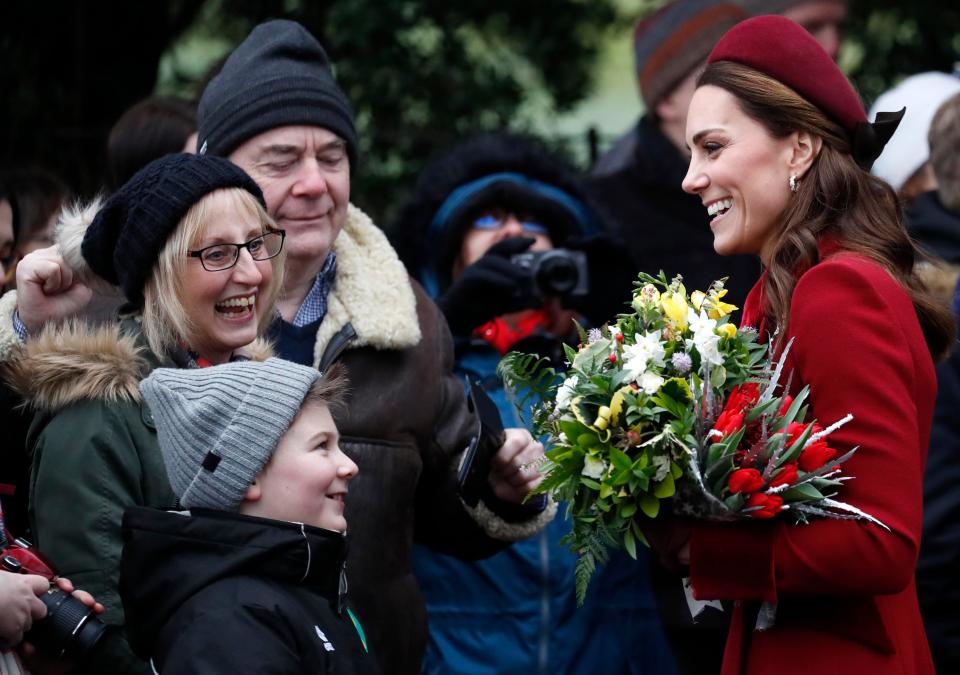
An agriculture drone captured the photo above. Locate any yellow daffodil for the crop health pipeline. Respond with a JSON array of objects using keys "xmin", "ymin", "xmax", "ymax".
[
  {"xmin": 716, "ymin": 323, "xmax": 737, "ymax": 339},
  {"xmin": 706, "ymin": 289, "xmax": 738, "ymax": 319},
  {"xmin": 660, "ymin": 292, "xmax": 688, "ymax": 330}
]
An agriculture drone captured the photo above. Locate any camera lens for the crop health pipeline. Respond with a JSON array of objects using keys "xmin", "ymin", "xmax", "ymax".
[
  {"xmin": 26, "ymin": 589, "xmax": 107, "ymax": 659},
  {"xmin": 535, "ymin": 253, "xmax": 580, "ymax": 296}
]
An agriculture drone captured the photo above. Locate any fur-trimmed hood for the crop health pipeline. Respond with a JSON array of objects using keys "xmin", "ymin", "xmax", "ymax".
[
  {"xmin": 4, "ymin": 320, "xmax": 273, "ymax": 415},
  {"xmin": 310, "ymin": 203, "xmax": 422, "ymax": 367}
]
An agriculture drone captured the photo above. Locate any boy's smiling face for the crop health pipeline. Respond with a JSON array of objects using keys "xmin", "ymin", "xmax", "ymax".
[{"xmin": 241, "ymin": 401, "xmax": 358, "ymax": 532}]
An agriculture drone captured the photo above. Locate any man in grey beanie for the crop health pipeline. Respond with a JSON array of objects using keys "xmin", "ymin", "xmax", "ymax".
[
  {"xmin": 194, "ymin": 19, "xmax": 553, "ymax": 675},
  {"xmin": 2, "ymin": 18, "xmax": 551, "ymax": 674}
]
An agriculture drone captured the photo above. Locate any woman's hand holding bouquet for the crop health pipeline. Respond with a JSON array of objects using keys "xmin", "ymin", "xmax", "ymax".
[{"xmin": 499, "ymin": 273, "xmax": 886, "ymax": 605}]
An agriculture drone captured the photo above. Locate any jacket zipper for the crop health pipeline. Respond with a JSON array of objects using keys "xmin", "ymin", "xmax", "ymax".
[{"xmin": 319, "ymin": 323, "xmax": 357, "ymax": 372}]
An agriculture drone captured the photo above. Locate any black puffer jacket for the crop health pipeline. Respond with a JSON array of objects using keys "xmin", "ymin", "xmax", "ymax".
[{"xmin": 120, "ymin": 507, "xmax": 380, "ymax": 674}]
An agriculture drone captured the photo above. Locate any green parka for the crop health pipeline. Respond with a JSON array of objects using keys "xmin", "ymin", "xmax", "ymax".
[{"xmin": 5, "ymin": 319, "xmax": 270, "ymax": 673}]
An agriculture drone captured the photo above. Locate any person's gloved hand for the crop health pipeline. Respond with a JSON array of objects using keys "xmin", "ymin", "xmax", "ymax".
[
  {"xmin": 562, "ymin": 232, "xmax": 636, "ymax": 325},
  {"xmin": 438, "ymin": 237, "xmax": 541, "ymax": 336}
]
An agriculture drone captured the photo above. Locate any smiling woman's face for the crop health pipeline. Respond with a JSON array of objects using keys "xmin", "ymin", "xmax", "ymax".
[
  {"xmin": 682, "ymin": 85, "xmax": 797, "ymax": 261},
  {"xmin": 179, "ymin": 190, "xmax": 274, "ymax": 364}
]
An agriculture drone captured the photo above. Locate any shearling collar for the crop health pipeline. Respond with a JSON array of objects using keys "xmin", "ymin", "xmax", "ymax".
[{"xmin": 311, "ymin": 204, "xmax": 421, "ymax": 368}]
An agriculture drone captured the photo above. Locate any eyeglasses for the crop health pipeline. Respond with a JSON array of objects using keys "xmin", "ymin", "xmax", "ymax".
[
  {"xmin": 472, "ymin": 211, "xmax": 548, "ymax": 236},
  {"xmin": 187, "ymin": 230, "xmax": 286, "ymax": 271}
]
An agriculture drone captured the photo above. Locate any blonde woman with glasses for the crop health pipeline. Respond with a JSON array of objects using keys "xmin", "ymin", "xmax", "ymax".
[{"xmin": 5, "ymin": 153, "xmax": 284, "ymax": 673}]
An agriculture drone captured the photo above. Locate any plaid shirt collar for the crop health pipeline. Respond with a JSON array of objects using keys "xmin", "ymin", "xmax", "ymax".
[{"xmin": 292, "ymin": 252, "xmax": 338, "ymax": 327}]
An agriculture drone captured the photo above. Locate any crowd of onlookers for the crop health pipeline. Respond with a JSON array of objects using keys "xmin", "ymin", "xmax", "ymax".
[{"xmin": 1, "ymin": 1, "xmax": 959, "ymax": 674}]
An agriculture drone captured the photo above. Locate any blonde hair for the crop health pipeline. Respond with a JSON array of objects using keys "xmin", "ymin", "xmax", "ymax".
[{"xmin": 141, "ymin": 188, "xmax": 284, "ymax": 358}]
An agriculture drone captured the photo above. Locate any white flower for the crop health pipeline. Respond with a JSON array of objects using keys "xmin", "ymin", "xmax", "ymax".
[
  {"xmin": 622, "ymin": 331, "xmax": 666, "ymax": 382},
  {"xmin": 640, "ymin": 371, "xmax": 665, "ymax": 394},
  {"xmin": 555, "ymin": 376, "xmax": 578, "ymax": 411},
  {"xmin": 587, "ymin": 328, "xmax": 603, "ymax": 343},
  {"xmin": 686, "ymin": 309, "xmax": 724, "ymax": 367},
  {"xmin": 687, "ymin": 307, "xmax": 717, "ymax": 335},
  {"xmin": 697, "ymin": 334, "xmax": 723, "ymax": 367},
  {"xmin": 582, "ymin": 455, "xmax": 606, "ymax": 479}
]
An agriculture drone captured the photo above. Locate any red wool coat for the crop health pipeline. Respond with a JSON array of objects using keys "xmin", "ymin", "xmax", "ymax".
[{"xmin": 690, "ymin": 252, "xmax": 937, "ymax": 675}]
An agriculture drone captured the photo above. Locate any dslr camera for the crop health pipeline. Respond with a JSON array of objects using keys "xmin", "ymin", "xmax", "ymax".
[
  {"xmin": 0, "ymin": 536, "xmax": 107, "ymax": 659},
  {"xmin": 509, "ymin": 248, "xmax": 588, "ymax": 299}
]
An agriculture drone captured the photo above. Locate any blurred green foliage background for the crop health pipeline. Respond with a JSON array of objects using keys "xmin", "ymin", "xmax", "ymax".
[{"xmin": 1, "ymin": 0, "xmax": 958, "ymax": 229}]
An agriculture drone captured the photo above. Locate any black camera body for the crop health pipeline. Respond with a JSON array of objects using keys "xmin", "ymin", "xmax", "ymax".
[
  {"xmin": 0, "ymin": 539, "xmax": 107, "ymax": 659},
  {"xmin": 510, "ymin": 248, "xmax": 588, "ymax": 299}
]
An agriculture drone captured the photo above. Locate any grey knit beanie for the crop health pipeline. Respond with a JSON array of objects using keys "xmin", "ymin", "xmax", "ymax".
[
  {"xmin": 140, "ymin": 358, "xmax": 320, "ymax": 510},
  {"xmin": 197, "ymin": 19, "xmax": 358, "ymax": 166}
]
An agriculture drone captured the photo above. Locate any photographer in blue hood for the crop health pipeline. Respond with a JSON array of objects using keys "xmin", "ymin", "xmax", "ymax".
[{"xmin": 391, "ymin": 134, "xmax": 676, "ymax": 674}]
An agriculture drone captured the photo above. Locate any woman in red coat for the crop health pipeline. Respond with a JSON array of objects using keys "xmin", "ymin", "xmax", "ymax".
[{"xmin": 673, "ymin": 16, "xmax": 956, "ymax": 675}]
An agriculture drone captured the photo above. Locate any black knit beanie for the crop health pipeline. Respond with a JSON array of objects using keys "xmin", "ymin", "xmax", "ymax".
[
  {"xmin": 197, "ymin": 19, "xmax": 358, "ymax": 166},
  {"xmin": 82, "ymin": 153, "xmax": 266, "ymax": 305}
]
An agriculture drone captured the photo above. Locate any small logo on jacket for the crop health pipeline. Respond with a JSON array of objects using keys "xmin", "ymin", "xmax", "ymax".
[{"xmin": 315, "ymin": 625, "xmax": 335, "ymax": 652}]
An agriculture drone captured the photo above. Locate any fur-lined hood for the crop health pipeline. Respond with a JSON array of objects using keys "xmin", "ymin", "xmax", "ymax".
[
  {"xmin": 310, "ymin": 203, "xmax": 421, "ymax": 367},
  {"xmin": 4, "ymin": 320, "xmax": 273, "ymax": 415}
]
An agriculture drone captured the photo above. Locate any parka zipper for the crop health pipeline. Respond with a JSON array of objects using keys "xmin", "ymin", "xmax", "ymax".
[{"xmin": 319, "ymin": 323, "xmax": 357, "ymax": 373}]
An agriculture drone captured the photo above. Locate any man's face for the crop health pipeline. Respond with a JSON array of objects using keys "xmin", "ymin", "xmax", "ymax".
[
  {"xmin": 229, "ymin": 126, "xmax": 350, "ymax": 271},
  {"xmin": 782, "ymin": 1, "xmax": 847, "ymax": 62},
  {"xmin": 0, "ymin": 198, "xmax": 14, "ymax": 282}
]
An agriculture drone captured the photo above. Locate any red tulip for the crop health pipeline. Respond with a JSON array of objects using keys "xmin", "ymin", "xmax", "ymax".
[
  {"xmin": 799, "ymin": 440, "xmax": 837, "ymax": 472},
  {"xmin": 728, "ymin": 468, "xmax": 764, "ymax": 494},
  {"xmin": 777, "ymin": 395, "xmax": 793, "ymax": 417},
  {"xmin": 746, "ymin": 493, "xmax": 784, "ymax": 519},
  {"xmin": 769, "ymin": 462, "xmax": 798, "ymax": 488},
  {"xmin": 786, "ymin": 422, "xmax": 822, "ymax": 447},
  {"xmin": 713, "ymin": 411, "xmax": 745, "ymax": 437}
]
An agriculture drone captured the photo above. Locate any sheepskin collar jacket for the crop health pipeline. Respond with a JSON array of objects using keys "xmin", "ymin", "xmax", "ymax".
[{"xmin": 289, "ymin": 204, "xmax": 555, "ymax": 675}]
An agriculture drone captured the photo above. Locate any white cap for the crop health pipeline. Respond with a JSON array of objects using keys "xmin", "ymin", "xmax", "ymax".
[{"xmin": 870, "ymin": 72, "xmax": 960, "ymax": 192}]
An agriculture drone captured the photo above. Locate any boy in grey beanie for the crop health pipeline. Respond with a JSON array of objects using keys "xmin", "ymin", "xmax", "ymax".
[{"xmin": 119, "ymin": 359, "xmax": 379, "ymax": 673}]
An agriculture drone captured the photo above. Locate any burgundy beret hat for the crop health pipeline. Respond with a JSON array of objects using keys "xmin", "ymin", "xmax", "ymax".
[
  {"xmin": 707, "ymin": 15, "xmax": 865, "ymax": 132},
  {"xmin": 706, "ymin": 15, "xmax": 902, "ymax": 168}
]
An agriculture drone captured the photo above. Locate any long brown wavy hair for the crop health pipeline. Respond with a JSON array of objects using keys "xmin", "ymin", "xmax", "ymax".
[{"xmin": 698, "ymin": 61, "xmax": 955, "ymax": 360}]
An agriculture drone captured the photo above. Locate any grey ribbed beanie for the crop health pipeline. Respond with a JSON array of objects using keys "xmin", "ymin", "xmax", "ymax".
[{"xmin": 139, "ymin": 358, "xmax": 320, "ymax": 510}]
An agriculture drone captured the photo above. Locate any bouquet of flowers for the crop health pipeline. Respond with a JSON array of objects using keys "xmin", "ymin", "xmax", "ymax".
[
  {"xmin": 499, "ymin": 273, "xmax": 886, "ymax": 604},
  {"xmin": 676, "ymin": 342, "xmax": 887, "ymax": 528}
]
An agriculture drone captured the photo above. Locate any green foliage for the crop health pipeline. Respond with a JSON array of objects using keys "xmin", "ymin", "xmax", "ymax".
[
  {"xmin": 845, "ymin": 1, "xmax": 960, "ymax": 104},
  {"xmin": 211, "ymin": 0, "xmax": 620, "ymax": 226}
]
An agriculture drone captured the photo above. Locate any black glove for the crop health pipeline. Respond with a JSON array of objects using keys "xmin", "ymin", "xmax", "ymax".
[
  {"xmin": 563, "ymin": 232, "xmax": 636, "ymax": 326},
  {"xmin": 437, "ymin": 237, "xmax": 541, "ymax": 336}
]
